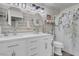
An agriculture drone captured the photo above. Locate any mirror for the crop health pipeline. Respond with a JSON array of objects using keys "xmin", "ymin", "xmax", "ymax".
[
  {"xmin": 11, "ymin": 16, "xmax": 23, "ymax": 27},
  {"xmin": 8, "ymin": 7, "xmax": 23, "ymax": 26}
]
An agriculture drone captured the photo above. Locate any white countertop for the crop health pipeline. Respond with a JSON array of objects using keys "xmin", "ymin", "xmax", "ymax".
[{"xmin": 0, "ymin": 32, "xmax": 52, "ymax": 42}]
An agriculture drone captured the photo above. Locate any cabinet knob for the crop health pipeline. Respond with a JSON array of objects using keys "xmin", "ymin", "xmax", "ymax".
[{"xmin": 31, "ymin": 52, "xmax": 38, "ymax": 56}]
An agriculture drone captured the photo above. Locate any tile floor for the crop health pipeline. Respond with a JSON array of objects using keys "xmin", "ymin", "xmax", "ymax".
[{"xmin": 54, "ymin": 51, "xmax": 73, "ymax": 56}]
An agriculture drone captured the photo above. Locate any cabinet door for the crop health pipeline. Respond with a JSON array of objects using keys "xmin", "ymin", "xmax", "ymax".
[
  {"xmin": 39, "ymin": 36, "xmax": 52, "ymax": 56},
  {"xmin": 10, "ymin": 40, "xmax": 27, "ymax": 56},
  {"xmin": 0, "ymin": 43, "xmax": 12, "ymax": 56},
  {"xmin": 27, "ymin": 38, "xmax": 40, "ymax": 56},
  {"xmin": 0, "ymin": 40, "xmax": 27, "ymax": 56}
]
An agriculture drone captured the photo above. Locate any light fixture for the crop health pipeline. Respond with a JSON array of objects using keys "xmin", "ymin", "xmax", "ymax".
[
  {"xmin": 8, "ymin": 3, "xmax": 46, "ymax": 15},
  {"xmin": 32, "ymin": 4, "xmax": 36, "ymax": 7}
]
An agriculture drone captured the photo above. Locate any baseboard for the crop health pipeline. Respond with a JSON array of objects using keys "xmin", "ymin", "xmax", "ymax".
[{"xmin": 62, "ymin": 50, "xmax": 74, "ymax": 56}]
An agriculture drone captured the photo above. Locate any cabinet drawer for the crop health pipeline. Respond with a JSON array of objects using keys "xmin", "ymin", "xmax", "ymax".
[
  {"xmin": 30, "ymin": 52, "xmax": 39, "ymax": 56},
  {"xmin": 27, "ymin": 39, "xmax": 40, "ymax": 48},
  {"xmin": 43, "ymin": 36, "xmax": 53, "ymax": 40},
  {"xmin": 27, "ymin": 45, "xmax": 40, "ymax": 56},
  {"xmin": 28, "ymin": 39, "xmax": 38, "ymax": 43},
  {"xmin": 28, "ymin": 49, "xmax": 39, "ymax": 56}
]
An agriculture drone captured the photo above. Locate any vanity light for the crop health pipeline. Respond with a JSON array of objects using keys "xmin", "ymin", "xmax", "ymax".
[
  {"xmin": 31, "ymin": 4, "xmax": 45, "ymax": 14},
  {"xmin": 36, "ymin": 6, "xmax": 40, "ymax": 10},
  {"xmin": 32, "ymin": 4, "xmax": 36, "ymax": 7},
  {"xmin": 22, "ymin": 3, "xmax": 26, "ymax": 9},
  {"xmin": 36, "ymin": 6, "xmax": 41, "ymax": 13},
  {"xmin": 40, "ymin": 8, "xmax": 45, "ymax": 13},
  {"xmin": 7, "ymin": 3, "xmax": 46, "ymax": 16}
]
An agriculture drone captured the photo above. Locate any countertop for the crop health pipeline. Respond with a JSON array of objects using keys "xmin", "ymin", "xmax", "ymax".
[{"xmin": 0, "ymin": 32, "xmax": 52, "ymax": 42}]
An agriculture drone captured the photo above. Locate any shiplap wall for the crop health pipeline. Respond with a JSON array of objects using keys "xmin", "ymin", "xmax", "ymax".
[{"xmin": 0, "ymin": 3, "xmax": 57, "ymax": 34}]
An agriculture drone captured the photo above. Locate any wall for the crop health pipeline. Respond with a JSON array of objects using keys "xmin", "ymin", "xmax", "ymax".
[
  {"xmin": 0, "ymin": 3, "xmax": 58, "ymax": 34},
  {"xmin": 37, "ymin": 4, "xmax": 60, "ymax": 16},
  {"xmin": 55, "ymin": 4, "xmax": 79, "ymax": 55},
  {"xmin": 36, "ymin": 4, "xmax": 56, "ymax": 34}
]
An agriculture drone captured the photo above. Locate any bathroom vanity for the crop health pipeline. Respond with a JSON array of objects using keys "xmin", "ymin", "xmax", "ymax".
[
  {"xmin": 0, "ymin": 4, "xmax": 53, "ymax": 56},
  {"xmin": 0, "ymin": 33, "xmax": 53, "ymax": 56}
]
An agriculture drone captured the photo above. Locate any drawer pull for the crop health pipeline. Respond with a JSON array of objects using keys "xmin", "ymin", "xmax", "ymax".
[
  {"xmin": 43, "ymin": 38, "xmax": 48, "ymax": 40},
  {"xmin": 8, "ymin": 44, "xmax": 19, "ymax": 48},
  {"xmin": 30, "ymin": 47, "xmax": 37, "ymax": 50},
  {"xmin": 31, "ymin": 52, "xmax": 38, "ymax": 56},
  {"xmin": 30, "ymin": 40, "xmax": 37, "ymax": 43}
]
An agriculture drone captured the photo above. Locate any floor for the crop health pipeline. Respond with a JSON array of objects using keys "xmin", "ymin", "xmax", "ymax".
[{"xmin": 54, "ymin": 51, "xmax": 73, "ymax": 56}]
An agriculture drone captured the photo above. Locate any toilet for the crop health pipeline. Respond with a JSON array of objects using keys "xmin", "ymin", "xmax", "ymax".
[{"xmin": 54, "ymin": 41, "xmax": 64, "ymax": 56}]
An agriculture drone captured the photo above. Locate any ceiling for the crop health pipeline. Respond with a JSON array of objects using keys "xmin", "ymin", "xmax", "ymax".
[{"xmin": 36, "ymin": 3, "xmax": 78, "ymax": 11}]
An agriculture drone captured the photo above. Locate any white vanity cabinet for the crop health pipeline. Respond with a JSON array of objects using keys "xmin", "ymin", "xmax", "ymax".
[
  {"xmin": 0, "ymin": 34, "xmax": 53, "ymax": 56},
  {"xmin": 26, "ymin": 36, "xmax": 52, "ymax": 56}
]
